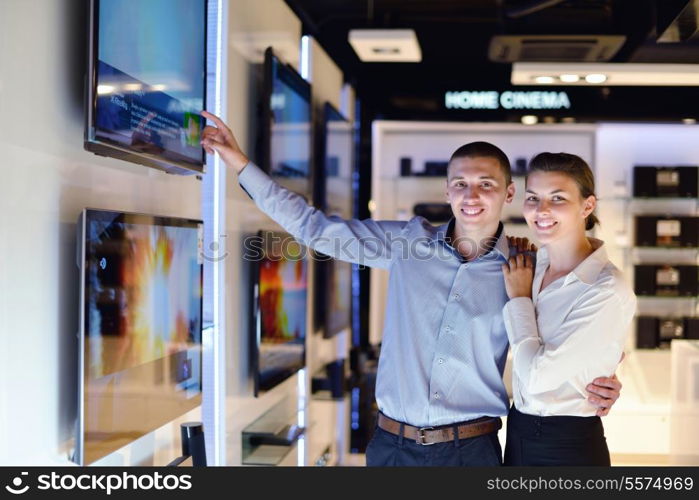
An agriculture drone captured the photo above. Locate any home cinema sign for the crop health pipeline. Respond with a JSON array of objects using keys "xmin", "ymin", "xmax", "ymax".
[{"xmin": 445, "ymin": 90, "xmax": 572, "ymax": 110}]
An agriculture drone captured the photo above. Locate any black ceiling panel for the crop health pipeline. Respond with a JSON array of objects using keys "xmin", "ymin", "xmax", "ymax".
[{"xmin": 285, "ymin": 0, "xmax": 699, "ymax": 119}]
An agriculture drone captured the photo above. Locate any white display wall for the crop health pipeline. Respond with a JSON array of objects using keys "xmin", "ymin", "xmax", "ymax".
[
  {"xmin": 0, "ymin": 0, "xmax": 353, "ymax": 467},
  {"xmin": 221, "ymin": 3, "xmax": 353, "ymax": 466},
  {"xmin": 0, "ymin": 0, "xmax": 202, "ymax": 465}
]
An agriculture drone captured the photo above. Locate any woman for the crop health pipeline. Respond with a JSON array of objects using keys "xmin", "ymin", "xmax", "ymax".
[{"xmin": 501, "ymin": 152, "xmax": 636, "ymax": 466}]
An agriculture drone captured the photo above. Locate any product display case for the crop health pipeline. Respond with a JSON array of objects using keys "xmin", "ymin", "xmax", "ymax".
[{"xmin": 625, "ymin": 166, "xmax": 699, "ymax": 350}]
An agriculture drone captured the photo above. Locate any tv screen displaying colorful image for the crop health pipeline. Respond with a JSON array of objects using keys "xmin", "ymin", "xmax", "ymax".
[
  {"xmin": 85, "ymin": 0, "xmax": 206, "ymax": 174},
  {"xmin": 76, "ymin": 209, "xmax": 203, "ymax": 465},
  {"xmin": 260, "ymin": 47, "xmax": 312, "ymax": 196},
  {"xmin": 250, "ymin": 231, "xmax": 307, "ymax": 395}
]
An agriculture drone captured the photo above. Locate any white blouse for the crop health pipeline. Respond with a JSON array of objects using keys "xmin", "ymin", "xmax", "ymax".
[{"xmin": 503, "ymin": 238, "xmax": 636, "ymax": 416}]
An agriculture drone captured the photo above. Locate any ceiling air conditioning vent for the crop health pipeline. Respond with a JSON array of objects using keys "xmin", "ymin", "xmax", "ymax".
[{"xmin": 489, "ymin": 35, "xmax": 626, "ymax": 62}]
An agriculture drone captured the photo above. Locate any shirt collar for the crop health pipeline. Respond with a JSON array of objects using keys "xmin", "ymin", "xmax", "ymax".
[
  {"xmin": 433, "ymin": 218, "xmax": 453, "ymax": 243},
  {"xmin": 435, "ymin": 219, "xmax": 509, "ymax": 261},
  {"xmin": 537, "ymin": 237, "xmax": 608, "ymax": 286}
]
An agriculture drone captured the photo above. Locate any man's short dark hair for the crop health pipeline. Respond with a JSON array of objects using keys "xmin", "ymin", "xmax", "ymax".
[{"xmin": 448, "ymin": 142, "xmax": 512, "ymax": 185}]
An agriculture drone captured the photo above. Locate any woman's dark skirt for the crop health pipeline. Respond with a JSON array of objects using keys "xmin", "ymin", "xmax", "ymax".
[{"xmin": 504, "ymin": 405, "xmax": 611, "ymax": 466}]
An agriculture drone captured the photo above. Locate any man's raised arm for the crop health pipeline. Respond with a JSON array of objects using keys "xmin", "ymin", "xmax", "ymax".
[{"xmin": 201, "ymin": 111, "xmax": 405, "ymax": 269}]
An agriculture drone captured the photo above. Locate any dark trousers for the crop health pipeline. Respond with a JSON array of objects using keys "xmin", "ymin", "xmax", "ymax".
[
  {"xmin": 504, "ymin": 405, "xmax": 611, "ymax": 466},
  {"xmin": 365, "ymin": 422, "xmax": 503, "ymax": 466}
]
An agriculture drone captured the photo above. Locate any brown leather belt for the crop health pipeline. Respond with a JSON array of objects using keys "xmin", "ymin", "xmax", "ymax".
[{"xmin": 377, "ymin": 413, "xmax": 502, "ymax": 446}]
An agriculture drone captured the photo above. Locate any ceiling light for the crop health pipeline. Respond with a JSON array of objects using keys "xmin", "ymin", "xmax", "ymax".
[
  {"xmin": 683, "ymin": 118, "xmax": 696, "ymax": 125},
  {"xmin": 513, "ymin": 63, "xmax": 699, "ymax": 86},
  {"xmin": 348, "ymin": 29, "xmax": 422, "ymax": 62},
  {"xmin": 301, "ymin": 36, "xmax": 311, "ymax": 81},
  {"xmin": 534, "ymin": 76, "xmax": 555, "ymax": 84},
  {"xmin": 521, "ymin": 115, "xmax": 538, "ymax": 125},
  {"xmin": 585, "ymin": 73, "xmax": 607, "ymax": 84},
  {"xmin": 559, "ymin": 74, "xmax": 580, "ymax": 83}
]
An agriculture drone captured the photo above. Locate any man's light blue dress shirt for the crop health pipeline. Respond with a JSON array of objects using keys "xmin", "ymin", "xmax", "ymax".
[{"xmin": 239, "ymin": 162, "xmax": 512, "ymax": 426}]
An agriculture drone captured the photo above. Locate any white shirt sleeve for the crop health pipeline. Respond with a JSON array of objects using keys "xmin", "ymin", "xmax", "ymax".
[{"xmin": 503, "ymin": 286, "xmax": 632, "ymax": 395}]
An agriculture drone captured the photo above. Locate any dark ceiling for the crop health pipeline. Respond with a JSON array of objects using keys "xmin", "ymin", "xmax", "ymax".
[{"xmin": 284, "ymin": 0, "xmax": 699, "ymax": 120}]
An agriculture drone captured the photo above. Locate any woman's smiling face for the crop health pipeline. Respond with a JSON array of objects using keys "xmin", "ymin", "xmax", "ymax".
[{"xmin": 523, "ymin": 170, "xmax": 595, "ymax": 245}]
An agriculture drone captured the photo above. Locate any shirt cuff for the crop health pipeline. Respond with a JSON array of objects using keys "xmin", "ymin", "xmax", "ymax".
[
  {"xmin": 237, "ymin": 161, "xmax": 270, "ymax": 200},
  {"xmin": 503, "ymin": 296, "xmax": 538, "ymax": 345}
]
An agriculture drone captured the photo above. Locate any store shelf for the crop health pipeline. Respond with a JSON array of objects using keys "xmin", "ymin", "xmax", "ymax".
[
  {"xmin": 603, "ymin": 196, "xmax": 699, "ymax": 202},
  {"xmin": 626, "ymin": 249, "xmax": 699, "ymax": 267},
  {"xmin": 241, "ymin": 398, "xmax": 306, "ymax": 466},
  {"xmin": 243, "ymin": 444, "xmax": 298, "ymax": 466},
  {"xmin": 630, "ymin": 203, "xmax": 699, "ymax": 350},
  {"xmin": 599, "ymin": 197, "xmax": 698, "ymax": 219},
  {"xmin": 633, "ymin": 246, "xmax": 699, "ymax": 250},
  {"xmin": 636, "ymin": 295, "xmax": 699, "ymax": 300},
  {"xmin": 393, "ymin": 175, "xmax": 446, "ymax": 182}
]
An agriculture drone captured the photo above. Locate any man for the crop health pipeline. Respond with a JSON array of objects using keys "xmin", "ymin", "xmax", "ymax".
[{"xmin": 200, "ymin": 110, "xmax": 622, "ymax": 466}]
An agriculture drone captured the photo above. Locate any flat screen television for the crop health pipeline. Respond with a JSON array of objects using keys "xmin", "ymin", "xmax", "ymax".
[
  {"xmin": 259, "ymin": 47, "xmax": 312, "ymax": 197},
  {"xmin": 75, "ymin": 209, "xmax": 203, "ymax": 465},
  {"xmin": 314, "ymin": 103, "xmax": 353, "ymax": 338},
  {"xmin": 84, "ymin": 0, "xmax": 206, "ymax": 175},
  {"xmin": 249, "ymin": 231, "xmax": 307, "ymax": 396}
]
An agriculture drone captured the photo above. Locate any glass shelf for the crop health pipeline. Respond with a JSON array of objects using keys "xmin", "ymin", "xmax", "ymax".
[
  {"xmin": 636, "ymin": 295, "xmax": 699, "ymax": 300},
  {"xmin": 241, "ymin": 397, "xmax": 305, "ymax": 466},
  {"xmin": 633, "ymin": 246, "xmax": 699, "ymax": 250},
  {"xmin": 602, "ymin": 196, "xmax": 698, "ymax": 202},
  {"xmin": 394, "ymin": 176, "xmax": 447, "ymax": 183}
]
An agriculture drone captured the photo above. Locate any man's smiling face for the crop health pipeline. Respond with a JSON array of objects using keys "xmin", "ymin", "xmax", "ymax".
[{"xmin": 446, "ymin": 155, "xmax": 514, "ymax": 233}]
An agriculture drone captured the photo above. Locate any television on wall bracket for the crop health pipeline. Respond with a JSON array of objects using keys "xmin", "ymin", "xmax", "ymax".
[
  {"xmin": 248, "ymin": 230, "xmax": 308, "ymax": 396},
  {"xmin": 258, "ymin": 46, "xmax": 312, "ymax": 197},
  {"xmin": 84, "ymin": 0, "xmax": 207, "ymax": 175},
  {"xmin": 313, "ymin": 102, "xmax": 353, "ymax": 339},
  {"xmin": 75, "ymin": 208, "xmax": 203, "ymax": 465}
]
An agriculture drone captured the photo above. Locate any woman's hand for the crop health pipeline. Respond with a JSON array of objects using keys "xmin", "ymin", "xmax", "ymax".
[
  {"xmin": 507, "ymin": 236, "xmax": 537, "ymax": 254},
  {"xmin": 502, "ymin": 253, "xmax": 534, "ymax": 299},
  {"xmin": 200, "ymin": 111, "xmax": 249, "ymax": 173}
]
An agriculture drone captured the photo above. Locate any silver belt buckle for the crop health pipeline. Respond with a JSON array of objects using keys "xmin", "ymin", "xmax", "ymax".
[{"xmin": 416, "ymin": 426, "xmax": 435, "ymax": 446}]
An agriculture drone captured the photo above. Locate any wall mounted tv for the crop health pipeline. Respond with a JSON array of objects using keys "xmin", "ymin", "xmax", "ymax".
[
  {"xmin": 249, "ymin": 231, "xmax": 307, "ymax": 396},
  {"xmin": 84, "ymin": 0, "xmax": 206, "ymax": 175},
  {"xmin": 75, "ymin": 209, "xmax": 203, "ymax": 465},
  {"xmin": 259, "ymin": 47, "xmax": 312, "ymax": 197},
  {"xmin": 314, "ymin": 103, "xmax": 353, "ymax": 338}
]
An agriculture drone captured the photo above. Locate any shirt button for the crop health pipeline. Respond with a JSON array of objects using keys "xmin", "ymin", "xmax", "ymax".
[
  {"xmin": 434, "ymin": 392, "xmax": 441, "ymax": 400},
  {"xmin": 453, "ymin": 293, "xmax": 461, "ymax": 300},
  {"xmin": 438, "ymin": 358, "xmax": 445, "ymax": 364},
  {"xmin": 444, "ymin": 325, "xmax": 452, "ymax": 333}
]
